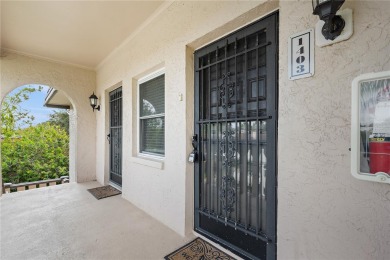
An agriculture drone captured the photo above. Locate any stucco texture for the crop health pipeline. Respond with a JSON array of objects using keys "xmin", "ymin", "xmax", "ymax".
[
  {"xmin": 278, "ymin": 1, "xmax": 390, "ymax": 259},
  {"xmin": 96, "ymin": 0, "xmax": 275, "ymax": 237},
  {"xmin": 0, "ymin": 52, "xmax": 97, "ymax": 184}
]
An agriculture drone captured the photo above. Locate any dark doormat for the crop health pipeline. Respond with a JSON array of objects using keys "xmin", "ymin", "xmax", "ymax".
[
  {"xmin": 165, "ymin": 237, "xmax": 236, "ymax": 260},
  {"xmin": 87, "ymin": 185, "xmax": 121, "ymax": 200}
]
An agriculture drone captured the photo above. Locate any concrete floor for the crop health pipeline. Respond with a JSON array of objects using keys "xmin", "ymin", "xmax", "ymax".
[{"xmin": 0, "ymin": 182, "xmax": 193, "ymax": 260}]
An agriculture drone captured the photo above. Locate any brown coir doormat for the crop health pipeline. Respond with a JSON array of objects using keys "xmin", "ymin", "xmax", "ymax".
[
  {"xmin": 165, "ymin": 237, "xmax": 236, "ymax": 260},
  {"xmin": 87, "ymin": 185, "xmax": 121, "ymax": 200}
]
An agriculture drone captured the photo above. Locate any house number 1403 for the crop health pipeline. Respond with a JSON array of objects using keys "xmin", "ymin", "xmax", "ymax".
[{"xmin": 288, "ymin": 29, "xmax": 314, "ymax": 80}]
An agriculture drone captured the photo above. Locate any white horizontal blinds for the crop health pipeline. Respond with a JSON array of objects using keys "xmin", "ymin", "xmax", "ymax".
[
  {"xmin": 141, "ymin": 118, "xmax": 165, "ymax": 155},
  {"xmin": 140, "ymin": 74, "xmax": 165, "ymax": 155},
  {"xmin": 140, "ymin": 74, "xmax": 165, "ymax": 116}
]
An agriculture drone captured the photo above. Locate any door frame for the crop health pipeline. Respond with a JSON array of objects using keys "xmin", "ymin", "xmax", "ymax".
[
  {"xmin": 193, "ymin": 11, "xmax": 278, "ymax": 260},
  {"xmin": 108, "ymin": 86, "xmax": 123, "ymax": 187},
  {"xmin": 104, "ymin": 82, "xmax": 123, "ymax": 188}
]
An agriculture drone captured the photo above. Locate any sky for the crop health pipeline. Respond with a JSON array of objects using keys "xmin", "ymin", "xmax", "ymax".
[{"xmin": 8, "ymin": 84, "xmax": 62, "ymax": 126}]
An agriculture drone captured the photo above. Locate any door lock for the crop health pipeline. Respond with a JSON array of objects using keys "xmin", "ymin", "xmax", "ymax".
[
  {"xmin": 188, "ymin": 134, "xmax": 198, "ymax": 163},
  {"xmin": 107, "ymin": 133, "xmax": 111, "ymax": 144}
]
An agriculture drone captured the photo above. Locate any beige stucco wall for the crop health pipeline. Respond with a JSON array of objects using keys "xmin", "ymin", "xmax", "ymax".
[
  {"xmin": 0, "ymin": 52, "xmax": 97, "ymax": 184},
  {"xmin": 96, "ymin": 0, "xmax": 390, "ymax": 258},
  {"xmin": 96, "ymin": 0, "xmax": 277, "ymax": 236},
  {"xmin": 278, "ymin": 0, "xmax": 390, "ymax": 259}
]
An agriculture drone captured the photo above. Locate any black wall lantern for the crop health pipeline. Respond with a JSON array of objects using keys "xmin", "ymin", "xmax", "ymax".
[
  {"xmin": 89, "ymin": 92, "xmax": 100, "ymax": 112},
  {"xmin": 313, "ymin": 0, "xmax": 345, "ymax": 41}
]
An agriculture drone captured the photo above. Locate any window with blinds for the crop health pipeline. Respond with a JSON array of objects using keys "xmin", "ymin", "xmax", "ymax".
[{"xmin": 139, "ymin": 73, "xmax": 165, "ymax": 156}]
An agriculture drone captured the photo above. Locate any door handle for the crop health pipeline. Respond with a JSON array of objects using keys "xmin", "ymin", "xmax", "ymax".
[
  {"xmin": 192, "ymin": 134, "xmax": 198, "ymax": 151},
  {"xmin": 107, "ymin": 133, "xmax": 111, "ymax": 144},
  {"xmin": 188, "ymin": 134, "xmax": 198, "ymax": 163}
]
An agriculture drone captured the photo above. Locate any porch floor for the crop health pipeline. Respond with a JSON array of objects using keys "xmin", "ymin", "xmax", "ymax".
[{"xmin": 0, "ymin": 182, "xmax": 193, "ymax": 259}]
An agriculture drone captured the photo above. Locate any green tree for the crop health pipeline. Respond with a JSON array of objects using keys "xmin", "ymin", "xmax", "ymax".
[
  {"xmin": 47, "ymin": 110, "xmax": 69, "ymax": 134},
  {"xmin": 1, "ymin": 124, "xmax": 69, "ymax": 183},
  {"xmin": 1, "ymin": 86, "xmax": 42, "ymax": 138},
  {"xmin": 1, "ymin": 86, "xmax": 69, "ymax": 184}
]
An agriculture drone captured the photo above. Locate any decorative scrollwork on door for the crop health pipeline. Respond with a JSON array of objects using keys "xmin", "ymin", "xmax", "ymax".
[
  {"xmin": 219, "ymin": 72, "xmax": 235, "ymax": 109},
  {"xmin": 219, "ymin": 176, "xmax": 236, "ymax": 214},
  {"xmin": 219, "ymin": 125, "xmax": 235, "ymax": 167}
]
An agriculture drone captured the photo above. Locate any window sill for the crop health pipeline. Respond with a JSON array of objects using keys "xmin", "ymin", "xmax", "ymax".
[{"xmin": 131, "ymin": 156, "xmax": 164, "ymax": 170}]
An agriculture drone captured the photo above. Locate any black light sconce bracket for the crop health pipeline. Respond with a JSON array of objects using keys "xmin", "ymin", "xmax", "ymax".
[
  {"xmin": 312, "ymin": 0, "xmax": 351, "ymax": 43},
  {"xmin": 314, "ymin": 8, "xmax": 353, "ymax": 47}
]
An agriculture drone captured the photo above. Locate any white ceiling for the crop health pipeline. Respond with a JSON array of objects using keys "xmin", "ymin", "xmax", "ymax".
[{"xmin": 1, "ymin": 1, "xmax": 166, "ymax": 69}]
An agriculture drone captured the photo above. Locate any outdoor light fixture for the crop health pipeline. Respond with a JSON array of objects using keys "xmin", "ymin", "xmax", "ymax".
[
  {"xmin": 89, "ymin": 92, "xmax": 100, "ymax": 112},
  {"xmin": 312, "ymin": 0, "xmax": 345, "ymax": 41}
]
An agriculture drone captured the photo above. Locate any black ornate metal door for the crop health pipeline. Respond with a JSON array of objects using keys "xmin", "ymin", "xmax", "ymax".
[
  {"xmin": 194, "ymin": 13, "xmax": 278, "ymax": 260},
  {"xmin": 109, "ymin": 87, "xmax": 122, "ymax": 186}
]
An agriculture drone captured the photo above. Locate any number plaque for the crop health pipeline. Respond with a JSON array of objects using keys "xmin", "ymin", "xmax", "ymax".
[{"xmin": 288, "ymin": 29, "xmax": 314, "ymax": 80}]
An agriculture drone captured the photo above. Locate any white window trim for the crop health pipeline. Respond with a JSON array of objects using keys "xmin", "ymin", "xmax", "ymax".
[
  {"xmin": 131, "ymin": 156, "xmax": 164, "ymax": 170},
  {"xmin": 138, "ymin": 68, "xmax": 165, "ymax": 85},
  {"xmin": 137, "ymin": 68, "xmax": 166, "ymax": 159},
  {"xmin": 351, "ymin": 70, "xmax": 390, "ymax": 184}
]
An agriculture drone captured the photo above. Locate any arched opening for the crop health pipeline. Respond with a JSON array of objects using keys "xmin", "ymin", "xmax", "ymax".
[{"xmin": 1, "ymin": 84, "xmax": 77, "ymax": 193}]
